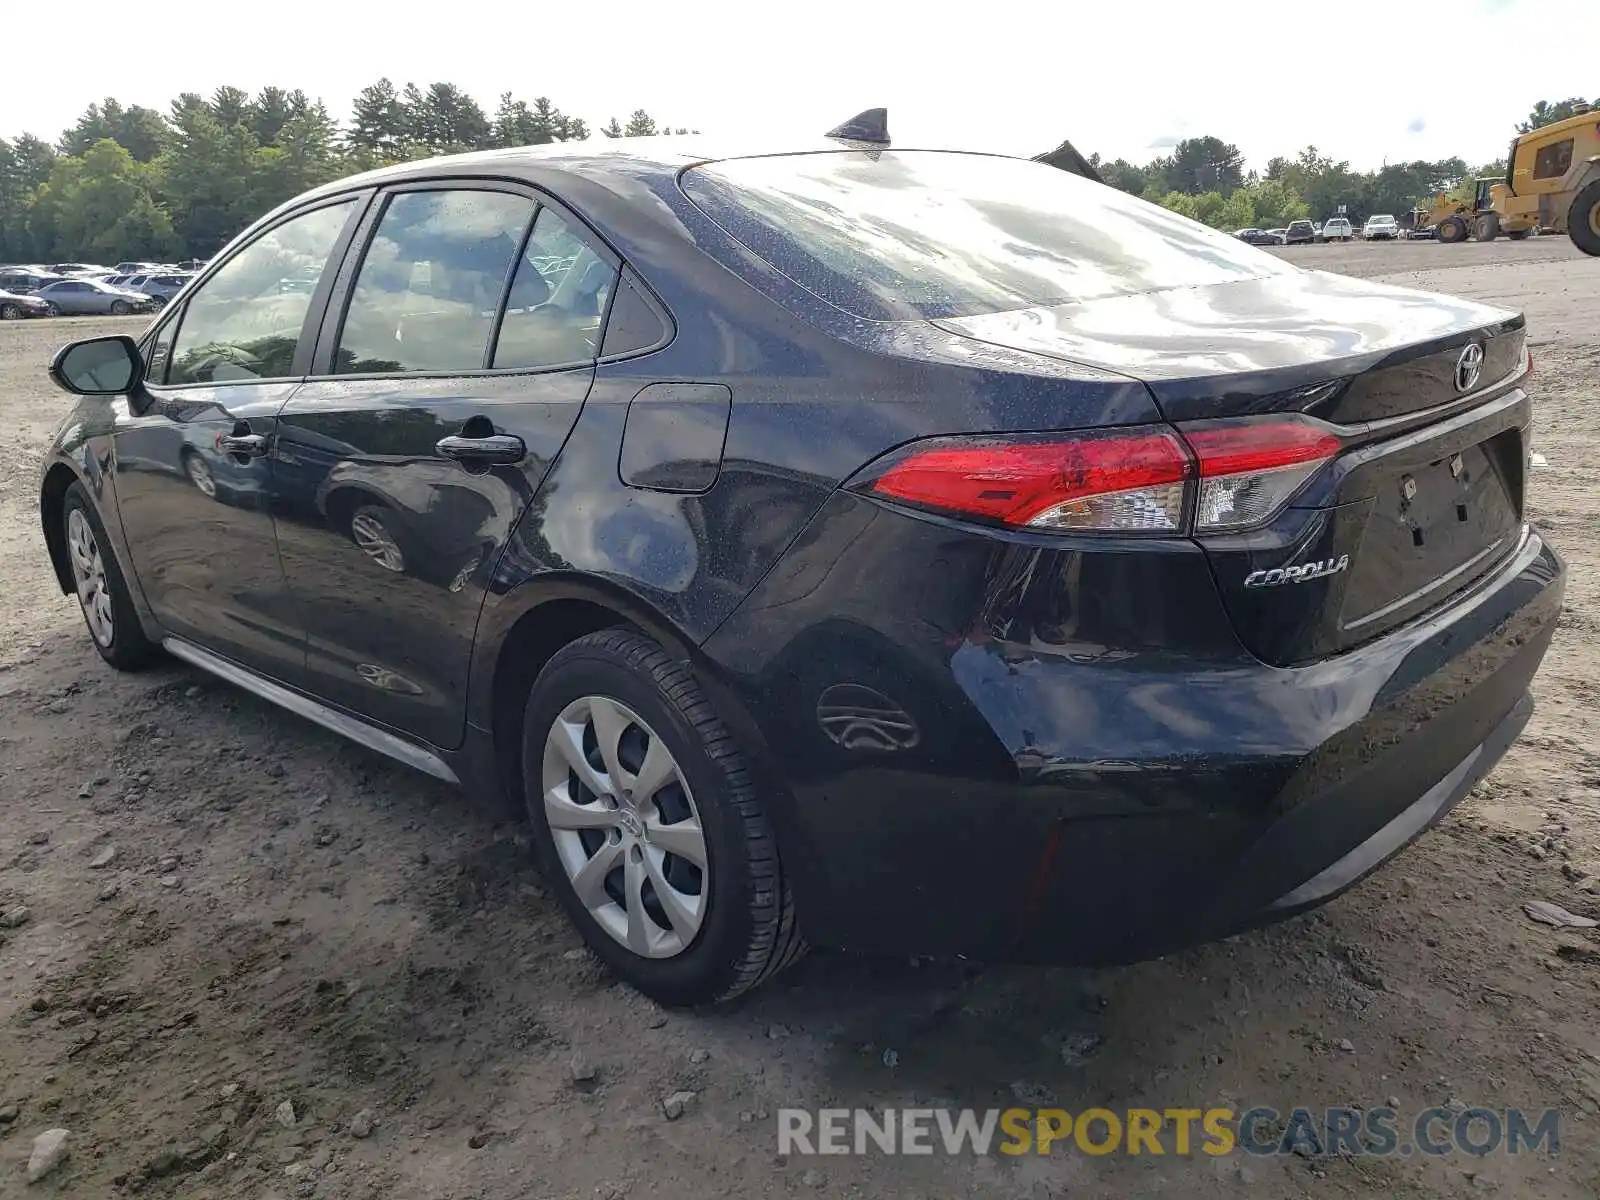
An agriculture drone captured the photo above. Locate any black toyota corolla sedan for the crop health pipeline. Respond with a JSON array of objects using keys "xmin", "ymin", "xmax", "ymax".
[{"xmin": 39, "ymin": 120, "xmax": 1562, "ymax": 1005}]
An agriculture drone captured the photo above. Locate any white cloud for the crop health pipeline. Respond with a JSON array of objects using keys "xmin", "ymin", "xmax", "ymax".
[{"xmin": 7, "ymin": 0, "xmax": 1596, "ymax": 174}]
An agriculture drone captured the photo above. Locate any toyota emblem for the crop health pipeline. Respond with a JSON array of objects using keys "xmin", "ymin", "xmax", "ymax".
[{"xmin": 1454, "ymin": 343, "xmax": 1485, "ymax": 393}]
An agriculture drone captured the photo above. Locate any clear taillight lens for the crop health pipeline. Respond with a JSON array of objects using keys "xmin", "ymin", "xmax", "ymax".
[
  {"xmin": 851, "ymin": 417, "xmax": 1342, "ymax": 536},
  {"xmin": 1183, "ymin": 418, "xmax": 1343, "ymax": 532}
]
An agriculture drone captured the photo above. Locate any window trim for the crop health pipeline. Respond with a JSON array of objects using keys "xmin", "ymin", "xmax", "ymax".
[
  {"xmin": 309, "ymin": 177, "xmax": 626, "ymax": 383},
  {"xmin": 140, "ymin": 189, "xmax": 374, "ymax": 391}
]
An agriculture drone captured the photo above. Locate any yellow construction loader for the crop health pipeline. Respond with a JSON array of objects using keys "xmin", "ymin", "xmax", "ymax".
[{"xmin": 1415, "ymin": 105, "xmax": 1600, "ymax": 255}]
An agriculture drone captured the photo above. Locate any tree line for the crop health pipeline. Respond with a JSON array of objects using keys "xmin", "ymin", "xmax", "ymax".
[
  {"xmin": 1079, "ymin": 96, "xmax": 1595, "ymax": 231},
  {"xmin": 0, "ymin": 83, "xmax": 694, "ymax": 264},
  {"xmin": 2, "ymin": 88, "xmax": 1591, "ymax": 265}
]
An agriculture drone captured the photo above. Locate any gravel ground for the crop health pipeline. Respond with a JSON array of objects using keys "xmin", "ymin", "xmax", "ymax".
[{"xmin": 1, "ymin": 237, "xmax": 1598, "ymax": 1198}]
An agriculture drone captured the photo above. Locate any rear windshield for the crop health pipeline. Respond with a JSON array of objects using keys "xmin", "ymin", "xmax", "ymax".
[{"xmin": 680, "ymin": 151, "xmax": 1294, "ymax": 321}]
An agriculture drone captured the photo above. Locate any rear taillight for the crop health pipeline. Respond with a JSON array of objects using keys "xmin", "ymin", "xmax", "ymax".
[
  {"xmin": 857, "ymin": 426, "xmax": 1193, "ymax": 534},
  {"xmin": 1183, "ymin": 418, "xmax": 1343, "ymax": 532},
  {"xmin": 851, "ymin": 416, "xmax": 1341, "ymax": 536}
]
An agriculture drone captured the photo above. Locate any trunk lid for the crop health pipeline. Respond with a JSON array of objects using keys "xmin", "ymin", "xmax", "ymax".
[{"xmin": 936, "ymin": 271, "xmax": 1532, "ymax": 665}]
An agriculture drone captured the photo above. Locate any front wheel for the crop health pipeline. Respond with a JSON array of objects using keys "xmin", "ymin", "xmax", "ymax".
[
  {"xmin": 109, "ymin": 300, "xmax": 130, "ymax": 315},
  {"xmin": 61, "ymin": 482, "xmax": 161, "ymax": 670},
  {"xmin": 522, "ymin": 628, "xmax": 804, "ymax": 1006},
  {"xmin": 1570, "ymin": 180, "xmax": 1600, "ymax": 257},
  {"xmin": 1438, "ymin": 216, "xmax": 1469, "ymax": 243}
]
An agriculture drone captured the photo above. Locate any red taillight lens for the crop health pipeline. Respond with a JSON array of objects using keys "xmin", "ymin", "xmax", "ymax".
[
  {"xmin": 1182, "ymin": 417, "xmax": 1342, "ymax": 532},
  {"xmin": 858, "ymin": 426, "xmax": 1193, "ymax": 534},
  {"xmin": 854, "ymin": 417, "xmax": 1342, "ymax": 536}
]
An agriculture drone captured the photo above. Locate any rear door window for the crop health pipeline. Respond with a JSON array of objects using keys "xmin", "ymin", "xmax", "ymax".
[
  {"xmin": 680, "ymin": 151, "xmax": 1293, "ymax": 322},
  {"xmin": 334, "ymin": 188, "xmax": 534, "ymax": 375},
  {"xmin": 491, "ymin": 206, "xmax": 618, "ymax": 369}
]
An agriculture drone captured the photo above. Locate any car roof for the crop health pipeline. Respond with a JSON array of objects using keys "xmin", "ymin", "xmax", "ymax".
[{"xmin": 294, "ymin": 135, "xmax": 1014, "ymax": 204}]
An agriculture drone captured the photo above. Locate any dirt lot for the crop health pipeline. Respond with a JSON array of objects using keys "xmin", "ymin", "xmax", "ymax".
[{"xmin": 2, "ymin": 237, "xmax": 1598, "ymax": 1199}]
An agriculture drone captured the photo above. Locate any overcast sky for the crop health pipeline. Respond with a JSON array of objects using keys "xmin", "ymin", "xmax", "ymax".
[{"xmin": 7, "ymin": 0, "xmax": 1595, "ymax": 172}]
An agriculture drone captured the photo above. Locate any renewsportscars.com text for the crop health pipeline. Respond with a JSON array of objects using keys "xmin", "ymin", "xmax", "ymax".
[{"xmin": 777, "ymin": 1106, "xmax": 1560, "ymax": 1158}]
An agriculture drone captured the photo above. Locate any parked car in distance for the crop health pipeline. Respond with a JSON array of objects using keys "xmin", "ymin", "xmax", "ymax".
[
  {"xmin": 49, "ymin": 263, "xmax": 108, "ymax": 276},
  {"xmin": 0, "ymin": 270, "xmax": 67, "ymax": 294},
  {"xmin": 38, "ymin": 132, "xmax": 1561, "ymax": 1006},
  {"xmin": 175, "ymin": 259, "xmax": 209, "ymax": 272},
  {"xmin": 1284, "ymin": 219, "xmax": 1316, "ymax": 245},
  {"xmin": 111, "ymin": 261, "xmax": 166, "ymax": 275},
  {"xmin": 0, "ymin": 288, "xmax": 55, "ymax": 318},
  {"xmin": 1264, "ymin": 228, "xmax": 1288, "ymax": 244},
  {"xmin": 1233, "ymin": 227, "xmax": 1280, "ymax": 246},
  {"xmin": 1322, "ymin": 217, "xmax": 1355, "ymax": 242},
  {"xmin": 34, "ymin": 278, "xmax": 158, "ymax": 315},
  {"xmin": 132, "ymin": 273, "xmax": 194, "ymax": 305},
  {"xmin": 1363, "ymin": 214, "xmax": 1399, "ymax": 240}
]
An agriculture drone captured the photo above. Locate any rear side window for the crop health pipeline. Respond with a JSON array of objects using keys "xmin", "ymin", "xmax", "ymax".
[
  {"xmin": 166, "ymin": 198, "xmax": 357, "ymax": 385},
  {"xmin": 491, "ymin": 207, "xmax": 617, "ymax": 369},
  {"xmin": 680, "ymin": 151, "xmax": 1294, "ymax": 321},
  {"xmin": 335, "ymin": 189, "xmax": 533, "ymax": 375},
  {"xmin": 1533, "ymin": 139, "xmax": 1573, "ymax": 181}
]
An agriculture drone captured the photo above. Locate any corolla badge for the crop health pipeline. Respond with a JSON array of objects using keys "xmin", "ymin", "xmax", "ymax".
[{"xmin": 1244, "ymin": 554, "xmax": 1351, "ymax": 589}]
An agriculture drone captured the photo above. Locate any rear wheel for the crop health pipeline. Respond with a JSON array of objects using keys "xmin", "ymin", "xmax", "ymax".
[
  {"xmin": 0, "ymin": 303, "xmax": 19, "ymax": 320},
  {"xmin": 1438, "ymin": 215, "xmax": 1469, "ymax": 243},
  {"xmin": 1476, "ymin": 213, "xmax": 1500, "ymax": 242},
  {"xmin": 1570, "ymin": 180, "xmax": 1600, "ymax": 257},
  {"xmin": 522, "ymin": 628, "xmax": 803, "ymax": 1006},
  {"xmin": 62, "ymin": 482, "xmax": 161, "ymax": 671},
  {"xmin": 1505, "ymin": 228, "xmax": 1530, "ymax": 241}
]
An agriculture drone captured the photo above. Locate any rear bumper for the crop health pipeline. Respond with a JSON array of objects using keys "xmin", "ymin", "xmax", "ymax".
[{"xmin": 701, "ymin": 496, "xmax": 1563, "ymax": 962}]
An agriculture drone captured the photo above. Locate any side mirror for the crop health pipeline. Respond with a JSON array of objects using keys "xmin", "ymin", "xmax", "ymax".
[{"xmin": 49, "ymin": 335, "xmax": 144, "ymax": 396}]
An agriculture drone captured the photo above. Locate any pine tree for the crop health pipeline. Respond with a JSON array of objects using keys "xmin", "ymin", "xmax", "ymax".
[{"xmin": 349, "ymin": 79, "xmax": 408, "ymax": 159}]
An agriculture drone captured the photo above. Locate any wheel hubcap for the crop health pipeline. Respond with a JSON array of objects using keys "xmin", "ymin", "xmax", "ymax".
[
  {"xmin": 66, "ymin": 509, "xmax": 114, "ymax": 648},
  {"xmin": 1589, "ymin": 201, "xmax": 1600, "ymax": 238},
  {"xmin": 186, "ymin": 456, "xmax": 216, "ymax": 497},
  {"xmin": 350, "ymin": 511, "xmax": 404, "ymax": 572},
  {"xmin": 542, "ymin": 695, "xmax": 708, "ymax": 959}
]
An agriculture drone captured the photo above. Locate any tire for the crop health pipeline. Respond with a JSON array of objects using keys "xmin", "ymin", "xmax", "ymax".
[
  {"xmin": 1438, "ymin": 216, "xmax": 1469, "ymax": 244},
  {"xmin": 1505, "ymin": 229, "xmax": 1530, "ymax": 241},
  {"xmin": 1476, "ymin": 213, "xmax": 1500, "ymax": 242},
  {"xmin": 61, "ymin": 482, "xmax": 161, "ymax": 671},
  {"xmin": 110, "ymin": 300, "xmax": 130, "ymax": 315},
  {"xmin": 44, "ymin": 303, "xmax": 59, "ymax": 317},
  {"xmin": 1570, "ymin": 180, "xmax": 1600, "ymax": 257},
  {"xmin": 522, "ymin": 628, "xmax": 804, "ymax": 1006},
  {"xmin": 0, "ymin": 303, "xmax": 19, "ymax": 320}
]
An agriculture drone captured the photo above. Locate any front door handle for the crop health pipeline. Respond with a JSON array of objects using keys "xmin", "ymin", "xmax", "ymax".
[
  {"xmin": 436, "ymin": 433, "xmax": 525, "ymax": 465},
  {"xmin": 217, "ymin": 428, "xmax": 268, "ymax": 458}
]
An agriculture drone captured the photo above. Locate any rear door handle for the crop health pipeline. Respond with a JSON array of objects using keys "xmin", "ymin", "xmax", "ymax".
[
  {"xmin": 217, "ymin": 429, "xmax": 269, "ymax": 458},
  {"xmin": 436, "ymin": 433, "xmax": 525, "ymax": 465}
]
